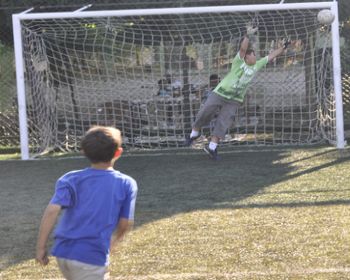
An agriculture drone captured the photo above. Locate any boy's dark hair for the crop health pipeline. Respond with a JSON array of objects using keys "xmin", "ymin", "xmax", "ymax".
[
  {"xmin": 81, "ymin": 126, "xmax": 122, "ymax": 163},
  {"xmin": 245, "ymin": 49, "xmax": 255, "ymax": 57}
]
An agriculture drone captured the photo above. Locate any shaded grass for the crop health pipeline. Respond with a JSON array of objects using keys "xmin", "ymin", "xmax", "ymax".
[{"xmin": 1, "ymin": 146, "xmax": 350, "ymax": 279}]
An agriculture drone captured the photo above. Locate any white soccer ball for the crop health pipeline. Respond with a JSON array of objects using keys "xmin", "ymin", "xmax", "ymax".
[{"xmin": 317, "ymin": 9, "xmax": 335, "ymax": 25}]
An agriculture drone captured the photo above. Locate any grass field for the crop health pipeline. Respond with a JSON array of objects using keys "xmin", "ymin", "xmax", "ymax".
[{"xmin": 1, "ymin": 146, "xmax": 350, "ymax": 279}]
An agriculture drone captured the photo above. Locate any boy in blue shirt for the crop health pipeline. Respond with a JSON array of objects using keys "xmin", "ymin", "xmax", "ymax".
[{"xmin": 36, "ymin": 126, "xmax": 138, "ymax": 280}]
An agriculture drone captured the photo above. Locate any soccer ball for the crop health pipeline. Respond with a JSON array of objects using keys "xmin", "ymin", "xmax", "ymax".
[{"xmin": 317, "ymin": 9, "xmax": 335, "ymax": 25}]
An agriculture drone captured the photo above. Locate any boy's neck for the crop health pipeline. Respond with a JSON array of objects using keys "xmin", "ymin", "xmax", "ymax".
[{"xmin": 91, "ymin": 161, "xmax": 114, "ymax": 170}]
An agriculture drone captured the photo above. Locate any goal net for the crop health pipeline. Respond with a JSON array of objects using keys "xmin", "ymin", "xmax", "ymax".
[{"xmin": 13, "ymin": 2, "xmax": 344, "ymax": 158}]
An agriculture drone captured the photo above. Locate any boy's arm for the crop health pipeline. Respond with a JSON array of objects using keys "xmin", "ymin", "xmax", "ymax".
[
  {"xmin": 239, "ymin": 36, "xmax": 250, "ymax": 59},
  {"xmin": 239, "ymin": 24, "xmax": 258, "ymax": 59},
  {"xmin": 268, "ymin": 38, "xmax": 291, "ymax": 62},
  {"xmin": 36, "ymin": 204, "xmax": 61, "ymax": 265},
  {"xmin": 110, "ymin": 178, "xmax": 137, "ymax": 252},
  {"xmin": 110, "ymin": 218, "xmax": 133, "ymax": 252}
]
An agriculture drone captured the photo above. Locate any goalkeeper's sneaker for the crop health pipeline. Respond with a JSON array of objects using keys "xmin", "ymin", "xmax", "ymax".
[
  {"xmin": 185, "ymin": 135, "xmax": 200, "ymax": 146},
  {"xmin": 204, "ymin": 145, "xmax": 218, "ymax": 160}
]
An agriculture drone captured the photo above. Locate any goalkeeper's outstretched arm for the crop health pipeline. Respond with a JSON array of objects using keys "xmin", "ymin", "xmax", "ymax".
[
  {"xmin": 239, "ymin": 24, "xmax": 258, "ymax": 59},
  {"xmin": 239, "ymin": 36, "xmax": 249, "ymax": 59},
  {"xmin": 268, "ymin": 38, "xmax": 291, "ymax": 62}
]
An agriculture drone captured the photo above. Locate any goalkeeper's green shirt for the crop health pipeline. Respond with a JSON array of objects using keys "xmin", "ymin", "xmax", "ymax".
[{"xmin": 214, "ymin": 52, "xmax": 268, "ymax": 103}]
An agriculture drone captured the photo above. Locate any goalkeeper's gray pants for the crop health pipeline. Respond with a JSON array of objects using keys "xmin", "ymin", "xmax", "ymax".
[{"xmin": 192, "ymin": 92, "xmax": 240, "ymax": 139}]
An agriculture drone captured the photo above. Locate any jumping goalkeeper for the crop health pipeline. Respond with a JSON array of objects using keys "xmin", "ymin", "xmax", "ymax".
[{"xmin": 186, "ymin": 24, "xmax": 291, "ymax": 160}]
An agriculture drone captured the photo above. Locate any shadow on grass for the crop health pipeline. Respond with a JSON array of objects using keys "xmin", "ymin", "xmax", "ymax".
[{"xmin": 0, "ymin": 147, "xmax": 349, "ymax": 270}]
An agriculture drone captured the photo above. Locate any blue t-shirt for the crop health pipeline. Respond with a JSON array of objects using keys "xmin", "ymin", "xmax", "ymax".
[{"xmin": 50, "ymin": 167, "xmax": 138, "ymax": 266}]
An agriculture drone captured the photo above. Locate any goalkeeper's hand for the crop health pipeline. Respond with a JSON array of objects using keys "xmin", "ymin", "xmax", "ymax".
[
  {"xmin": 246, "ymin": 23, "xmax": 258, "ymax": 36},
  {"xmin": 282, "ymin": 38, "xmax": 291, "ymax": 49}
]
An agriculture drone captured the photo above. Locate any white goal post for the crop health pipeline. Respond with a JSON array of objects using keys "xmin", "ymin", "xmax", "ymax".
[{"xmin": 13, "ymin": 1, "xmax": 345, "ymax": 159}]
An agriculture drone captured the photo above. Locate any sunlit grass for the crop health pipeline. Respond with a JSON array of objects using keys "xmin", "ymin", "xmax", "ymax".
[{"xmin": 0, "ymin": 153, "xmax": 20, "ymax": 160}]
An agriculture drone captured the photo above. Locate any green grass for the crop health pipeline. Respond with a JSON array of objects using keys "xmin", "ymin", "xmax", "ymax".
[
  {"xmin": 0, "ymin": 44, "xmax": 15, "ymax": 111},
  {"xmin": 0, "ymin": 147, "xmax": 21, "ymax": 160},
  {"xmin": 1, "ymin": 146, "xmax": 350, "ymax": 279},
  {"xmin": 0, "ymin": 153, "xmax": 20, "ymax": 160}
]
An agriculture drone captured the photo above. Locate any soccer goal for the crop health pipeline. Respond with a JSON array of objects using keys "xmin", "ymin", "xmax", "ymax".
[{"xmin": 13, "ymin": 1, "xmax": 345, "ymax": 159}]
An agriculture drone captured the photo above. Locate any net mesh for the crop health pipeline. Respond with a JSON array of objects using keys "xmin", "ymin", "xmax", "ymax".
[{"xmin": 19, "ymin": 7, "xmax": 337, "ymax": 155}]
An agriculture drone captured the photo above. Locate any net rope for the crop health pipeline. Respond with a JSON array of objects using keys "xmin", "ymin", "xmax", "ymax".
[{"xmin": 20, "ymin": 7, "xmax": 336, "ymax": 155}]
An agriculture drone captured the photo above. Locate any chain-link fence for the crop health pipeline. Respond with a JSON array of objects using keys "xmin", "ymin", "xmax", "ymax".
[{"xmin": 1, "ymin": 0, "xmax": 349, "ymax": 150}]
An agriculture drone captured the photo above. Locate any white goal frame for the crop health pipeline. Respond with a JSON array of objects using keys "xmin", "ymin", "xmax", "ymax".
[{"xmin": 13, "ymin": 1, "xmax": 345, "ymax": 160}]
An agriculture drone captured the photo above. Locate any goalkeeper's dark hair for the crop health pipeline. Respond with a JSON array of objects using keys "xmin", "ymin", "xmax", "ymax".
[
  {"xmin": 245, "ymin": 49, "xmax": 256, "ymax": 57},
  {"xmin": 81, "ymin": 126, "xmax": 122, "ymax": 163}
]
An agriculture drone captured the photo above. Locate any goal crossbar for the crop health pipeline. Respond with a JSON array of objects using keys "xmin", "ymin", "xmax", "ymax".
[{"xmin": 15, "ymin": 2, "xmax": 336, "ymax": 20}]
